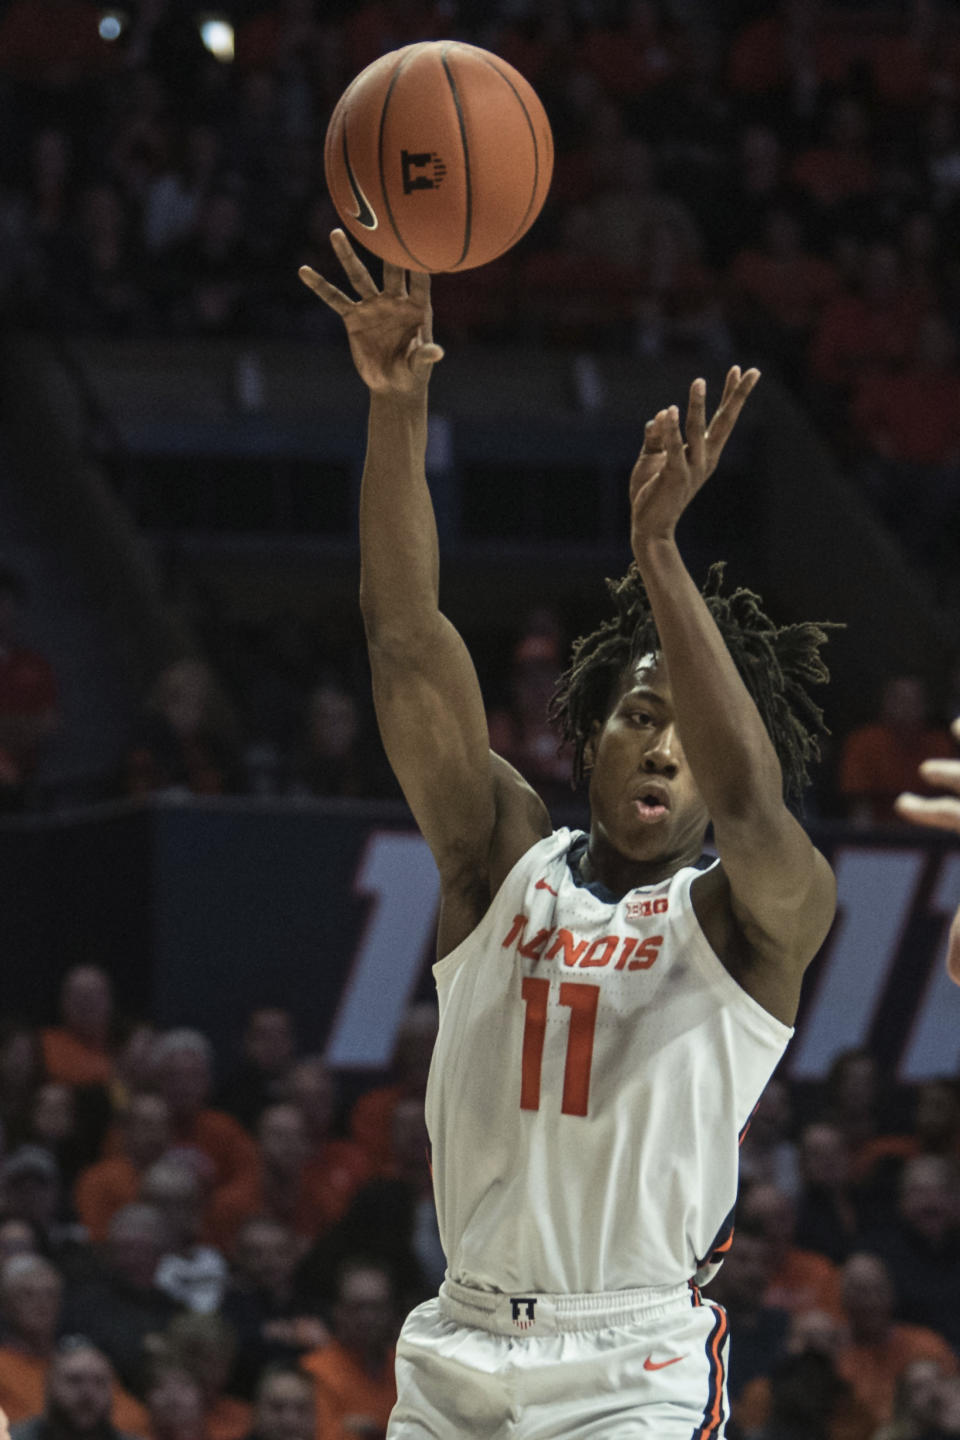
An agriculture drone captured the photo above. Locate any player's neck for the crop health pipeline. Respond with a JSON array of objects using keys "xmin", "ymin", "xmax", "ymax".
[{"xmin": 580, "ymin": 829, "xmax": 701, "ymax": 897}]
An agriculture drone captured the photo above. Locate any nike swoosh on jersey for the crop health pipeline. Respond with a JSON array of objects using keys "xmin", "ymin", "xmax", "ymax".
[
  {"xmin": 342, "ymin": 132, "xmax": 378, "ymax": 230},
  {"xmin": 643, "ymin": 1354, "xmax": 687, "ymax": 1371},
  {"xmin": 535, "ymin": 878, "xmax": 558, "ymax": 896}
]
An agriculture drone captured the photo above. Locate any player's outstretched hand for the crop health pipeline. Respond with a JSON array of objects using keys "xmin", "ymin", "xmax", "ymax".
[
  {"xmin": 629, "ymin": 366, "xmax": 760, "ymax": 554},
  {"xmin": 299, "ymin": 230, "xmax": 443, "ymax": 396},
  {"xmin": 895, "ymin": 717, "xmax": 960, "ymax": 986}
]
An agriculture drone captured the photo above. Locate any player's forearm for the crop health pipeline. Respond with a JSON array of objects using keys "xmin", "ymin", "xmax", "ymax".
[
  {"xmin": 358, "ymin": 389, "xmax": 441, "ymax": 641},
  {"xmin": 635, "ymin": 537, "xmax": 784, "ymax": 817}
]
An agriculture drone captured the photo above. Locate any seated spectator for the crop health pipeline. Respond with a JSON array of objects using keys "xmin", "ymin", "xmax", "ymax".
[
  {"xmin": 149, "ymin": 1031, "xmax": 256, "ymax": 1191},
  {"xmin": 740, "ymin": 1182, "xmax": 844, "ymax": 1319},
  {"xmin": 159, "ymin": 1314, "xmax": 251, "ymax": 1440},
  {"xmin": 873, "ymin": 1357, "xmax": 954, "ymax": 1440},
  {"xmin": 703, "ymin": 1222, "xmax": 790, "ymax": 1427},
  {"xmin": 300, "ymin": 1257, "xmax": 398, "ymax": 1440},
  {"xmin": 808, "ymin": 243, "xmax": 925, "ymax": 402},
  {"xmin": 727, "ymin": 208, "xmax": 840, "ymax": 376},
  {"xmin": 221, "ymin": 1218, "xmax": 327, "ymax": 1394},
  {"xmin": 217, "ymin": 1010, "xmax": 297, "ymax": 1132},
  {"xmin": 852, "ymin": 314, "xmax": 960, "ymax": 563},
  {"xmin": 739, "ymin": 1076, "xmax": 801, "ymax": 1200},
  {"xmin": 144, "ymin": 1366, "xmax": 205, "ymax": 1440},
  {"xmin": 865, "ymin": 1155, "xmax": 960, "ymax": 1354},
  {"xmin": 349, "ymin": 1006, "xmax": 437, "ymax": 1175},
  {"xmin": 752, "ymin": 1346, "xmax": 873, "ymax": 1440},
  {"xmin": 25, "ymin": 1085, "xmax": 88, "ymax": 1194},
  {"xmin": 9, "ymin": 1338, "xmax": 145, "ymax": 1440},
  {"xmin": 486, "ymin": 614, "xmax": 571, "ymax": 807},
  {"xmin": 125, "ymin": 660, "xmax": 242, "ymax": 799},
  {"xmin": 793, "ymin": 1123, "xmax": 862, "ymax": 1264},
  {"xmin": 735, "ymin": 1307, "xmax": 877, "ymax": 1439},
  {"xmin": 833, "ymin": 1252, "xmax": 958, "ymax": 1427},
  {"xmin": 74, "ymin": 1093, "xmax": 172, "ymax": 1244},
  {"xmin": 0, "ymin": 1024, "xmax": 44, "ymax": 1142},
  {"xmin": 383, "ymin": 1100, "xmax": 444, "ymax": 1297},
  {"xmin": 242, "ymin": 1367, "xmax": 315, "ymax": 1440},
  {"xmin": 790, "ymin": 97, "xmax": 878, "ymax": 216},
  {"xmin": 41, "ymin": 966, "xmax": 114, "ymax": 1090},
  {"xmin": 207, "ymin": 1104, "xmax": 345, "ymax": 1254},
  {"xmin": 839, "ymin": 677, "xmax": 957, "ymax": 828},
  {"xmin": 290, "ymin": 678, "xmax": 388, "ymax": 800},
  {"xmin": 60, "ymin": 1204, "xmax": 181, "ymax": 1397},
  {"xmin": 0, "ymin": 1255, "xmax": 146, "ymax": 1428},
  {"xmin": 0, "ymin": 1216, "xmax": 42, "ymax": 1265},
  {"xmin": 856, "ymin": 1079, "xmax": 960, "ymax": 1223},
  {"xmin": 286, "ymin": 1058, "xmax": 368, "ymax": 1215},
  {"xmin": 0, "ymin": 566, "xmax": 58, "ymax": 813},
  {"xmin": 0, "ymin": 1148, "xmax": 87, "ymax": 1278},
  {"xmin": 140, "ymin": 1159, "xmax": 227, "ymax": 1316},
  {"xmin": 821, "ymin": 1048, "xmax": 892, "ymax": 1168}
]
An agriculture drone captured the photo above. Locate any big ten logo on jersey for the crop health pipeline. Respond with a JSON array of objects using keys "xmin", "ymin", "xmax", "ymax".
[
  {"xmin": 502, "ymin": 913, "xmax": 663, "ymax": 972},
  {"xmin": 625, "ymin": 895, "xmax": 669, "ymax": 922}
]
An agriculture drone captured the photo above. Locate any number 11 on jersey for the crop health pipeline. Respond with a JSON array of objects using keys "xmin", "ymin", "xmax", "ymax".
[{"xmin": 520, "ymin": 976, "xmax": 600, "ymax": 1117}]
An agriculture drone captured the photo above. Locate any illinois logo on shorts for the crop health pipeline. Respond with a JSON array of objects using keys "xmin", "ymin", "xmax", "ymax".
[{"xmin": 510, "ymin": 1298, "xmax": 537, "ymax": 1330}]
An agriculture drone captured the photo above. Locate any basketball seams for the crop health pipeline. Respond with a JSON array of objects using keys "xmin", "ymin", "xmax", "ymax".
[
  {"xmin": 440, "ymin": 45, "xmax": 473, "ymax": 270},
  {"xmin": 473, "ymin": 51, "xmax": 543, "ymax": 263},
  {"xmin": 377, "ymin": 45, "xmax": 431, "ymax": 271}
]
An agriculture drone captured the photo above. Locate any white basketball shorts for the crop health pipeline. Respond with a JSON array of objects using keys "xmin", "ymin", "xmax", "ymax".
[{"xmin": 386, "ymin": 1277, "xmax": 729, "ymax": 1439}]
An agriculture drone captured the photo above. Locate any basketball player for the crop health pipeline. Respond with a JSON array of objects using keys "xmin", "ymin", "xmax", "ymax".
[
  {"xmin": 300, "ymin": 231, "xmax": 837, "ymax": 1438},
  {"xmin": 896, "ymin": 719, "xmax": 960, "ymax": 986}
]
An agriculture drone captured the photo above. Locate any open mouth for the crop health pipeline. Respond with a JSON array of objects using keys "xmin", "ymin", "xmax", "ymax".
[{"xmin": 633, "ymin": 786, "xmax": 670, "ymax": 822}]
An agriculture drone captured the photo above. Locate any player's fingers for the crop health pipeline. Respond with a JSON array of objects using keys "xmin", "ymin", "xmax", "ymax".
[
  {"xmin": 330, "ymin": 228, "xmax": 379, "ymax": 298},
  {"xmin": 407, "ymin": 269, "xmax": 431, "ymax": 307},
  {"xmin": 686, "ymin": 378, "xmax": 707, "ymax": 472},
  {"xmin": 952, "ymin": 716, "xmax": 960, "ymax": 744},
  {"xmin": 893, "ymin": 793, "xmax": 960, "ymax": 833},
  {"xmin": 706, "ymin": 367, "xmax": 760, "ymax": 457},
  {"xmin": 382, "ymin": 261, "xmax": 407, "ymax": 298},
  {"xmin": 641, "ymin": 416, "xmax": 665, "ymax": 454},
  {"xmin": 406, "ymin": 335, "xmax": 445, "ymax": 372},
  {"xmin": 718, "ymin": 365, "xmax": 741, "ymax": 410},
  {"xmin": 664, "ymin": 404, "xmax": 686, "ymax": 460},
  {"xmin": 298, "ymin": 266, "xmax": 353, "ymax": 315},
  {"xmin": 919, "ymin": 758, "xmax": 960, "ymax": 794}
]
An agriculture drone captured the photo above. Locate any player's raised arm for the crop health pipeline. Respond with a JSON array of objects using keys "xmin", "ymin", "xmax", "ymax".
[
  {"xmin": 629, "ymin": 369, "xmax": 836, "ymax": 1022},
  {"xmin": 895, "ymin": 719, "xmax": 960, "ymax": 986},
  {"xmin": 300, "ymin": 235, "xmax": 548, "ymax": 949}
]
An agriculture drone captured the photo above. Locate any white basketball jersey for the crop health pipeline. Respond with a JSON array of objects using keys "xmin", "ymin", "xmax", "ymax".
[{"xmin": 425, "ymin": 828, "xmax": 793, "ymax": 1296}]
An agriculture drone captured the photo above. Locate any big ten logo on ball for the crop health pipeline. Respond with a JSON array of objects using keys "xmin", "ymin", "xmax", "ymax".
[{"xmin": 401, "ymin": 150, "xmax": 447, "ymax": 194}]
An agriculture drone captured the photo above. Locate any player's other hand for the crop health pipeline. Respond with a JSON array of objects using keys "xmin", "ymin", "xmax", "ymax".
[
  {"xmin": 895, "ymin": 717, "xmax": 960, "ymax": 986},
  {"xmin": 299, "ymin": 230, "xmax": 443, "ymax": 396},
  {"xmin": 629, "ymin": 366, "xmax": 760, "ymax": 555}
]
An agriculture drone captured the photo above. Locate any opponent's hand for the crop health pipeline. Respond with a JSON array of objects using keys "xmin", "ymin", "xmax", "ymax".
[
  {"xmin": 299, "ymin": 230, "xmax": 443, "ymax": 396},
  {"xmin": 895, "ymin": 717, "xmax": 960, "ymax": 987},
  {"xmin": 629, "ymin": 365, "xmax": 760, "ymax": 555}
]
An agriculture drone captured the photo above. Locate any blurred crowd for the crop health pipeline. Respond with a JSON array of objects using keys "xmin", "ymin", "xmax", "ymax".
[
  {"xmin": 6, "ymin": 966, "xmax": 960, "ymax": 1437},
  {"xmin": 1, "ymin": 0, "xmax": 960, "ymax": 583}
]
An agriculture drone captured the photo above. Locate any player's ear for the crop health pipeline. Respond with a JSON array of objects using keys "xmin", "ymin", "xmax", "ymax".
[{"xmin": 582, "ymin": 721, "xmax": 602, "ymax": 773}]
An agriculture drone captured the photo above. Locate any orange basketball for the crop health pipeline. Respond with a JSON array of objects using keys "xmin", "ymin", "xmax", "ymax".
[{"xmin": 324, "ymin": 40, "xmax": 553, "ymax": 273}]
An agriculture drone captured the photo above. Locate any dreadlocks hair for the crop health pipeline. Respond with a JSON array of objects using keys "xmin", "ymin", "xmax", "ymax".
[{"xmin": 548, "ymin": 561, "xmax": 838, "ymax": 809}]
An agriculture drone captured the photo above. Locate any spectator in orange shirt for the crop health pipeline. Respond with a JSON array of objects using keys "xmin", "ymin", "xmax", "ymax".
[
  {"xmin": 833, "ymin": 1252, "xmax": 957, "ymax": 1427},
  {"xmin": 0, "ymin": 1255, "xmax": 147, "ymax": 1429},
  {"xmin": 791, "ymin": 97, "xmax": 878, "ymax": 214},
  {"xmin": 159, "ymin": 1314, "xmax": 251, "ymax": 1440},
  {"xmin": 873, "ymin": 1357, "xmax": 954, "ymax": 1440},
  {"xmin": 839, "ymin": 676, "xmax": 957, "ymax": 828},
  {"xmin": 808, "ymin": 242, "xmax": 925, "ymax": 403},
  {"xmin": 349, "ymin": 1007, "xmax": 437, "ymax": 1175},
  {"xmin": 865, "ymin": 1155, "xmax": 960, "ymax": 1355},
  {"xmin": 740, "ymin": 1182, "xmax": 845, "ymax": 1319},
  {"xmin": 300, "ymin": 1258, "xmax": 398, "ymax": 1440},
  {"xmin": 794, "ymin": 1123, "xmax": 862, "ymax": 1265},
  {"xmin": 151, "ymin": 1031, "xmax": 256, "ymax": 1191},
  {"xmin": 42, "ymin": 966, "xmax": 114, "ymax": 1090},
  {"xmin": 852, "ymin": 313, "xmax": 960, "ymax": 562},
  {"xmin": 9, "ymin": 1338, "xmax": 148, "ymax": 1440},
  {"xmin": 75, "ymin": 1092, "xmax": 173, "ymax": 1244},
  {"xmin": 243, "ymin": 1366, "xmax": 315, "ymax": 1440},
  {"xmin": 206, "ymin": 1103, "xmax": 351, "ymax": 1255}
]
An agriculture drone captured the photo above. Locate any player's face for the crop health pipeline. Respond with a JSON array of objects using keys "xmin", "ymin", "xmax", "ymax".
[{"xmin": 587, "ymin": 655, "xmax": 709, "ymax": 866}]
